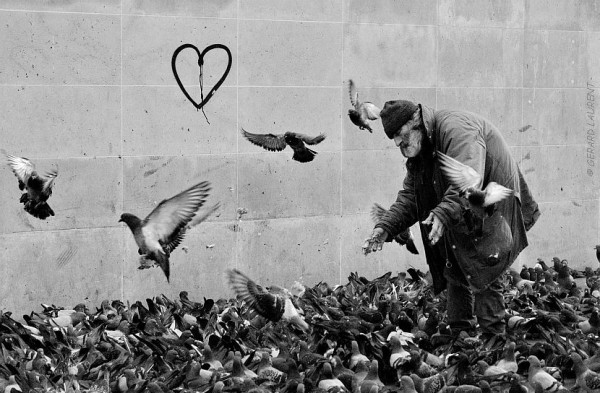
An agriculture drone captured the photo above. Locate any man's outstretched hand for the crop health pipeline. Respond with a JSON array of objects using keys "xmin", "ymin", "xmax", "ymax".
[{"xmin": 362, "ymin": 228, "xmax": 389, "ymax": 255}]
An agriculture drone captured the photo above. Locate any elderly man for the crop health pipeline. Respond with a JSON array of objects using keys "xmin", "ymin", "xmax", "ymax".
[{"xmin": 363, "ymin": 100, "xmax": 540, "ymax": 339}]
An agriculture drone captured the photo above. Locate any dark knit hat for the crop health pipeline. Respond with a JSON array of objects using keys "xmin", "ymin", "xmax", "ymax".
[{"xmin": 380, "ymin": 100, "xmax": 419, "ymax": 139}]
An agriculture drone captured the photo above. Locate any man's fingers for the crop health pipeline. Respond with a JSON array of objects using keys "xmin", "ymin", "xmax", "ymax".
[
  {"xmin": 421, "ymin": 212, "xmax": 434, "ymax": 226},
  {"xmin": 362, "ymin": 239, "xmax": 372, "ymax": 255},
  {"xmin": 363, "ymin": 235, "xmax": 384, "ymax": 255},
  {"xmin": 428, "ymin": 221, "xmax": 444, "ymax": 245}
]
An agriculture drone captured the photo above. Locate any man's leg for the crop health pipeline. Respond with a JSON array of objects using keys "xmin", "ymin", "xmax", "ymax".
[
  {"xmin": 446, "ymin": 278, "xmax": 477, "ymax": 334},
  {"xmin": 444, "ymin": 257, "xmax": 477, "ymax": 335},
  {"xmin": 473, "ymin": 276, "xmax": 506, "ymax": 336}
]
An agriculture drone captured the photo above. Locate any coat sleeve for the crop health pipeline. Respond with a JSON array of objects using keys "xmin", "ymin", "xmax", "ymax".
[
  {"xmin": 431, "ymin": 119, "xmax": 486, "ymax": 228},
  {"xmin": 374, "ymin": 163, "xmax": 419, "ymax": 240}
]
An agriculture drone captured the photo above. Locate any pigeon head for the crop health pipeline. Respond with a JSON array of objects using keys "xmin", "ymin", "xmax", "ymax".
[{"xmin": 119, "ymin": 213, "xmax": 142, "ymax": 230}]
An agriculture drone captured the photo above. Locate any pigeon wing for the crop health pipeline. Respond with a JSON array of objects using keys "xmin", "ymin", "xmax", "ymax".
[
  {"xmin": 483, "ymin": 182, "xmax": 513, "ymax": 206},
  {"xmin": 241, "ymin": 129, "xmax": 287, "ymax": 152},
  {"xmin": 142, "ymin": 181, "xmax": 211, "ymax": 252},
  {"xmin": 4, "ymin": 151, "xmax": 34, "ymax": 184},
  {"xmin": 293, "ymin": 132, "xmax": 326, "ymax": 145},
  {"xmin": 41, "ymin": 166, "xmax": 58, "ymax": 194},
  {"xmin": 348, "ymin": 79, "xmax": 359, "ymax": 108},
  {"xmin": 161, "ymin": 229, "xmax": 186, "ymax": 255},
  {"xmin": 226, "ymin": 269, "xmax": 285, "ymax": 322},
  {"xmin": 436, "ymin": 151, "xmax": 482, "ymax": 192},
  {"xmin": 361, "ymin": 102, "xmax": 381, "ymax": 120},
  {"xmin": 187, "ymin": 202, "xmax": 220, "ymax": 229}
]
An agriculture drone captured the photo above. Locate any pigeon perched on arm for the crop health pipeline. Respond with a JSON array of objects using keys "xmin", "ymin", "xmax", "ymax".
[
  {"xmin": 436, "ymin": 151, "xmax": 513, "ymax": 217},
  {"xmin": 371, "ymin": 203, "xmax": 419, "ymax": 254},
  {"xmin": 119, "ymin": 181, "xmax": 211, "ymax": 282},
  {"xmin": 3, "ymin": 150, "xmax": 58, "ymax": 220},
  {"xmin": 347, "ymin": 79, "xmax": 381, "ymax": 133},
  {"xmin": 241, "ymin": 128, "xmax": 326, "ymax": 163},
  {"xmin": 226, "ymin": 268, "xmax": 309, "ymax": 331}
]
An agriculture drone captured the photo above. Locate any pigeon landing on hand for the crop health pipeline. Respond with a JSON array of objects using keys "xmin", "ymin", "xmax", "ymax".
[
  {"xmin": 371, "ymin": 203, "xmax": 419, "ymax": 254},
  {"xmin": 119, "ymin": 181, "xmax": 211, "ymax": 282},
  {"xmin": 436, "ymin": 151, "xmax": 513, "ymax": 217},
  {"xmin": 347, "ymin": 79, "xmax": 381, "ymax": 133},
  {"xmin": 3, "ymin": 150, "xmax": 58, "ymax": 220},
  {"xmin": 226, "ymin": 268, "xmax": 309, "ymax": 332},
  {"xmin": 241, "ymin": 128, "xmax": 326, "ymax": 163}
]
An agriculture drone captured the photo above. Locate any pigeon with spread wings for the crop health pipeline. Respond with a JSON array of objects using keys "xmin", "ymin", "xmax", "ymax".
[
  {"xmin": 241, "ymin": 128, "xmax": 326, "ymax": 163},
  {"xmin": 119, "ymin": 181, "xmax": 211, "ymax": 282},
  {"xmin": 371, "ymin": 203, "xmax": 419, "ymax": 255},
  {"xmin": 347, "ymin": 79, "xmax": 381, "ymax": 133},
  {"xmin": 3, "ymin": 149, "xmax": 58, "ymax": 220},
  {"xmin": 436, "ymin": 151, "xmax": 513, "ymax": 217},
  {"xmin": 226, "ymin": 268, "xmax": 309, "ymax": 332}
]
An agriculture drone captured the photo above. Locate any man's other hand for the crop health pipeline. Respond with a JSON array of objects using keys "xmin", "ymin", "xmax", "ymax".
[
  {"xmin": 422, "ymin": 212, "xmax": 444, "ymax": 245},
  {"xmin": 362, "ymin": 228, "xmax": 388, "ymax": 255}
]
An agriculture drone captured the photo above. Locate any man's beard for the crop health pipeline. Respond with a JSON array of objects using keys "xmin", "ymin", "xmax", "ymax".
[{"xmin": 400, "ymin": 135, "xmax": 422, "ymax": 158}]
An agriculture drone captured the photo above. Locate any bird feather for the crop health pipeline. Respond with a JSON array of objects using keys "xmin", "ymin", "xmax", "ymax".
[
  {"xmin": 436, "ymin": 151, "xmax": 482, "ymax": 192},
  {"xmin": 241, "ymin": 129, "xmax": 287, "ymax": 152},
  {"xmin": 142, "ymin": 181, "xmax": 211, "ymax": 247},
  {"xmin": 4, "ymin": 152, "xmax": 35, "ymax": 183}
]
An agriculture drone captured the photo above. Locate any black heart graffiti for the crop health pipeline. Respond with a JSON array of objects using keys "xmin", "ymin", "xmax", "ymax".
[{"xmin": 171, "ymin": 43, "xmax": 232, "ymax": 121}]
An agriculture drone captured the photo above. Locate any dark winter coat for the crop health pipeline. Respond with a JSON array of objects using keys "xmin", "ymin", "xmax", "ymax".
[{"xmin": 375, "ymin": 104, "xmax": 541, "ymax": 293}]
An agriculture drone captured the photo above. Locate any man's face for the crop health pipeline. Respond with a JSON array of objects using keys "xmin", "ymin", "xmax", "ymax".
[{"xmin": 393, "ymin": 123, "xmax": 423, "ymax": 158}]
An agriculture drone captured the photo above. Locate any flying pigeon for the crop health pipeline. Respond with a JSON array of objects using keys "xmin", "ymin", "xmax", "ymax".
[
  {"xmin": 119, "ymin": 181, "xmax": 211, "ymax": 282},
  {"xmin": 347, "ymin": 79, "xmax": 381, "ymax": 133},
  {"xmin": 370, "ymin": 203, "xmax": 419, "ymax": 254},
  {"xmin": 226, "ymin": 268, "xmax": 309, "ymax": 331},
  {"xmin": 3, "ymin": 149, "xmax": 58, "ymax": 220},
  {"xmin": 241, "ymin": 128, "xmax": 326, "ymax": 163},
  {"xmin": 436, "ymin": 151, "xmax": 513, "ymax": 216}
]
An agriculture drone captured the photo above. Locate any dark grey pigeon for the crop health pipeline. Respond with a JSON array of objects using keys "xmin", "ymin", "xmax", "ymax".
[
  {"xmin": 3, "ymin": 149, "xmax": 58, "ymax": 220},
  {"xmin": 347, "ymin": 79, "xmax": 381, "ymax": 133},
  {"xmin": 241, "ymin": 128, "xmax": 326, "ymax": 163},
  {"xmin": 120, "ymin": 181, "xmax": 211, "ymax": 282}
]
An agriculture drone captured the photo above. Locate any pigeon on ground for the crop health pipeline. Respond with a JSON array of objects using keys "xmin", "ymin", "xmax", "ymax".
[
  {"xmin": 371, "ymin": 203, "xmax": 419, "ymax": 254},
  {"xmin": 119, "ymin": 181, "xmax": 211, "ymax": 282},
  {"xmin": 347, "ymin": 79, "xmax": 381, "ymax": 133},
  {"xmin": 570, "ymin": 352, "xmax": 600, "ymax": 393},
  {"xmin": 527, "ymin": 355, "xmax": 563, "ymax": 392},
  {"xmin": 495, "ymin": 341, "xmax": 518, "ymax": 373},
  {"xmin": 241, "ymin": 128, "xmax": 326, "ymax": 163},
  {"xmin": 3, "ymin": 150, "xmax": 58, "ymax": 220},
  {"xmin": 436, "ymin": 151, "xmax": 513, "ymax": 217},
  {"xmin": 226, "ymin": 268, "xmax": 309, "ymax": 331}
]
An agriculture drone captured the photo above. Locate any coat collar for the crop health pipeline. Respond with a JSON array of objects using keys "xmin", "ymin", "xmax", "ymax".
[{"xmin": 419, "ymin": 104, "xmax": 436, "ymax": 144}]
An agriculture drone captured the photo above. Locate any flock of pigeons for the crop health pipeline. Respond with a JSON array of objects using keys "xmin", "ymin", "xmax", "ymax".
[
  {"xmin": 2, "ymin": 258, "xmax": 600, "ymax": 393},
  {"xmin": 7, "ymin": 79, "xmax": 600, "ymax": 393}
]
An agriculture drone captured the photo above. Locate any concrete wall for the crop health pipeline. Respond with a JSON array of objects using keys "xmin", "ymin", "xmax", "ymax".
[{"xmin": 0, "ymin": 0, "xmax": 599, "ymax": 316}]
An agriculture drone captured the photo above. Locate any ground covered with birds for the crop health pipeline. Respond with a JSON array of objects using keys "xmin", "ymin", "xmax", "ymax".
[{"xmin": 3, "ymin": 257, "xmax": 600, "ymax": 393}]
